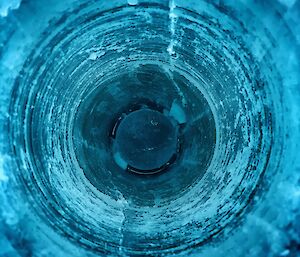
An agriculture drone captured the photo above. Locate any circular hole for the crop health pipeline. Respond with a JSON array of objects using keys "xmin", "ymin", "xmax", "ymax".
[{"xmin": 112, "ymin": 107, "xmax": 179, "ymax": 173}]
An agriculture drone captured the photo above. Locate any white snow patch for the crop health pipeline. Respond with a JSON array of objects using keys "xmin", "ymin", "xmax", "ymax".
[
  {"xmin": 167, "ymin": 0, "xmax": 177, "ymax": 56},
  {"xmin": 167, "ymin": 41, "xmax": 175, "ymax": 56},
  {"xmin": 88, "ymin": 51, "xmax": 105, "ymax": 61},
  {"xmin": 127, "ymin": 0, "xmax": 138, "ymax": 6},
  {"xmin": 0, "ymin": 0, "xmax": 21, "ymax": 17},
  {"xmin": 169, "ymin": 101, "xmax": 186, "ymax": 124}
]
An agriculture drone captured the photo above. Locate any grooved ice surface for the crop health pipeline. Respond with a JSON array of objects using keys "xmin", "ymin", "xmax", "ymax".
[{"xmin": 0, "ymin": 0, "xmax": 300, "ymax": 257}]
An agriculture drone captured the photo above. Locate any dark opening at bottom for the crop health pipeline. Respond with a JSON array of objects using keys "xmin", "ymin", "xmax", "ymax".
[{"xmin": 112, "ymin": 106, "xmax": 180, "ymax": 174}]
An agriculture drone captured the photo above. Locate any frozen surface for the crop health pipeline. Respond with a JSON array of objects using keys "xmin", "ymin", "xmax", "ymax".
[{"xmin": 0, "ymin": 0, "xmax": 300, "ymax": 256}]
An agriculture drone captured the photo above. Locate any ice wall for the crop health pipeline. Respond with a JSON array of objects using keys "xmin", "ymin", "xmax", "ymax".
[{"xmin": 0, "ymin": 0, "xmax": 299, "ymax": 256}]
